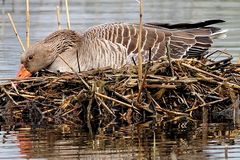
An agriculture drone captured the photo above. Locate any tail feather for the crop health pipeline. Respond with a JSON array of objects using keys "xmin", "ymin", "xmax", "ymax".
[
  {"xmin": 164, "ymin": 20, "xmax": 227, "ymax": 58},
  {"xmin": 210, "ymin": 29, "xmax": 228, "ymax": 39},
  {"xmin": 145, "ymin": 19, "xmax": 225, "ymax": 29},
  {"xmin": 137, "ymin": 20, "xmax": 226, "ymax": 60}
]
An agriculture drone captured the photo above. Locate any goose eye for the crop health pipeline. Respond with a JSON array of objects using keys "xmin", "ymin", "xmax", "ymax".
[{"xmin": 28, "ymin": 55, "xmax": 33, "ymax": 61}]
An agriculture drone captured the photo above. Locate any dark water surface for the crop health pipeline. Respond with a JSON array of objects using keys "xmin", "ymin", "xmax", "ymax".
[
  {"xmin": 0, "ymin": 121, "xmax": 240, "ymax": 160},
  {"xmin": 0, "ymin": 0, "xmax": 240, "ymax": 159}
]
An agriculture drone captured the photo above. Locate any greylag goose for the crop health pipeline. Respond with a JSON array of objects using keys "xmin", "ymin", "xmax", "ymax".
[{"xmin": 17, "ymin": 20, "xmax": 226, "ymax": 78}]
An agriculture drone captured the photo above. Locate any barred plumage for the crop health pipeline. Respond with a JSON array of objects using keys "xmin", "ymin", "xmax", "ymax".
[{"xmin": 20, "ymin": 20, "xmax": 226, "ymax": 74}]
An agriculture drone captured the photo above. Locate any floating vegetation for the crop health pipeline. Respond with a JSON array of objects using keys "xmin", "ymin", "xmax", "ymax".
[{"xmin": 0, "ymin": 51, "xmax": 239, "ymax": 126}]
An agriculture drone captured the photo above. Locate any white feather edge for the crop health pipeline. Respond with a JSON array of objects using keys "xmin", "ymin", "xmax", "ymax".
[{"xmin": 210, "ymin": 29, "xmax": 228, "ymax": 39}]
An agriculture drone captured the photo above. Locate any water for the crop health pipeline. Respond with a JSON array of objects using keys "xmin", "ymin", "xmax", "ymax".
[
  {"xmin": 0, "ymin": 0, "xmax": 240, "ymax": 159},
  {"xmin": 0, "ymin": 121, "xmax": 240, "ymax": 160}
]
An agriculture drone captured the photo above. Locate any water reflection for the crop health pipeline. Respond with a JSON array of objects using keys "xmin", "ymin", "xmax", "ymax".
[
  {"xmin": 0, "ymin": 120, "xmax": 197, "ymax": 159},
  {"xmin": 0, "ymin": 120, "xmax": 240, "ymax": 160},
  {"xmin": 0, "ymin": 0, "xmax": 239, "ymax": 78}
]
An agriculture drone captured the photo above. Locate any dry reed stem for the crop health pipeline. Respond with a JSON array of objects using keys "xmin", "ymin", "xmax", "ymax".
[
  {"xmin": 137, "ymin": 61, "xmax": 149, "ymax": 102},
  {"xmin": 87, "ymin": 95, "xmax": 93, "ymax": 136},
  {"xmin": 96, "ymin": 97, "xmax": 116, "ymax": 117},
  {"xmin": 7, "ymin": 13, "xmax": 25, "ymax": 52},
  {"xmin": 1, "ymin": 86, "xmax": 18, "ymax": 105},
  {"xmin": 42, "ymin": 108, "xmax": 55, "ymax": 114},
  {"xmin": 61, "ymin": 107, "xmax": 77, "ymax": 116},
  {"xmin": 199, "ymin": 97, "xmax": 229, "ymax": 107},
  {"xmin": 11, "ymin": 82, "xmax": 19, "ymax": 94},
  {"xmin": 202, "ymin": 105, "xmax": 208, "ymax": 139},
  {"xmin": 112, "ymin": 90, "xmax": 133, "ymax": 104},
  {"xmin": 182, "ymin": 63, "xmax": 226, "ymax": 81},
  {"xmin": 137, "ymin": 0, "xmax": 143, "ymax": 85},
  {"xmin": 56, "ymin": 6, "xmax": 61, "ymax": 30},
  {"xmin": 58, "ymin": 54, "xmax": 90, "ymax": 89},
  {"xmin": 233, "ymin": 94, "xmax": 239, "ymax": 125},
  {"xmin": 166, "ymin": 42, "xmax": 174, "ymax": 76},
  {"xmin": 25, "ymin": 0, "xmax": 30, "ymax": 48},
  {"xmin": 136, "ymin": 0, "xmax": 143, "ymax": 103},
  {"xmin": 56, "ymin": 57, "xmax": 76, "ymax": 72},
  {"xmin": 65, "ymin": 0, "xmax": 71, "ymax": 29},
  {"xmin": 150, "ymin": 95, "xmax": 189, "ymax": 116},
  {"xmin": 95, "ymin": 92, "xmax": 138, "ymax": 110}
]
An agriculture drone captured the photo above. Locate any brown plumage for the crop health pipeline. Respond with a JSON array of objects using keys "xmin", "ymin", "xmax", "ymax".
[{"xmin": 19, "ymin": 20, "xmax": 226, "ymax": 75}]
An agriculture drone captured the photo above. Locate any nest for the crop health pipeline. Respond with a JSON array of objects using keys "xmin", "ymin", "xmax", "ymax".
[{"xmin": 0, "ymin": 50, "xmax": 239, "ymax": 126}]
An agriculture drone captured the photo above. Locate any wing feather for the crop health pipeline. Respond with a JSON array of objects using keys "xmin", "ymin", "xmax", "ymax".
[{"xmin": 82, "ymin": 21, "xmax": 225, "ymax": 64}]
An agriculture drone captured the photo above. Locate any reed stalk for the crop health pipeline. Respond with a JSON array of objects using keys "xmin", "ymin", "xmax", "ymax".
[
  {"xmin": 7, "ymin": 13, "xmax": 25, "ymax": 52},
  {"xmin": 166, "ymin": 42, "xmax": 174, "ymax": 76},
  {"xmin": 25, "ymin": 0, "xmax": 30, "ymax": 48},
  {"xmin": 136, "ymin": 0, "xmax": 143, "ymax": 102},
  {"xmin": 95, "ymin": 92, "xmax": 136, "ymax": 109},
  {"xmin": 58, "ymin": 54, "xmax": 90, "ymax": 90},
  {"xmin": 182, "ymin": 63, "xmax": 226, "ymax": 81},
  {"xmin": 65, "ymin": 0, "xmax": 71, "ymax": 29},
  {"xmin": 56, "ymin": 6, "xmax": 61, "ymax": 30},
  {"xmin": 137, "ymin": 0, "xmax": 143, "ymax": 83}
]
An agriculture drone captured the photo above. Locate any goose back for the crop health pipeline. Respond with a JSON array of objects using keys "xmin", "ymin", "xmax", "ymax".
[{"xmin": 81, "ymin": 21, "xmax": 223, "ymax": 66}]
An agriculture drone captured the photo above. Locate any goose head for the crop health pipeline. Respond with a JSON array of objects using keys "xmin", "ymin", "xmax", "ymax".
[
  {"xmin": 17, "ymin": 29, "xmax": 81, "ymax": 78},
  {"xmin": 20, "ymin": 42, "xmax": 56, "ymax": 73}
]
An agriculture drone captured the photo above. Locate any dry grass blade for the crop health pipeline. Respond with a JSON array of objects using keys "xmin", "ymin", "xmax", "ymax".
[
  {"xmin": 56, "ymin": 5, "xmax": 61, "ymax": 30},
  {"xmin": 137, "ymin": 0, "xmax": 143, "ymax": 90},
  {"xmin": 166, "ymin": 42, "xmax": 174, "ymax": 76},
  {"xmin": 25, "ymin": 0, "xmax": 30, "ymax": 48},
  {"xmin": 1, "ymin": 86, "xmax": 18, "ymax": 105},
  {"xmin": 7, "ymin": 13, "xmax": 25, "ymax": 52},
  {"xmin": 181, "ymin": 63, "xmax": 226, "ymax": 81},
  {"xmin": 150, "ymin": 94, "xmax": 189, "ymax": 116},
  {"xmin": 95, "ymin": 92, "xmax": 137, "ymax": 110},
  {"xmin": 65, "ymin": 0, "xmax": 71, "ymax": 29},
  {"xmin": 58, "ymin": 54, "xmax": 90, "ymax": 89},
  {"xmin": 96, "ymin": 97, "xmax": 116, "ymax": 117}
]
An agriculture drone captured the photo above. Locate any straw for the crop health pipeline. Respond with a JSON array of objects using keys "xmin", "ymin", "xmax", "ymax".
[
  {"xmin": 25, "ymin": 0, "xmax": 30, "ymax": 48},
  {"xmin": 56, "ymin": 5, "xmax": 61, "ymax": 30},
  {"xmin": 137, "ymin": 0, "xmax": 143, "ymax": 83},
  {"xmin": 7, "ymin": 13, "xmax": 25, "ymax": 52},
  {"xmin": 136, "ymin": 0, "xmax": 143, "ymax": 102},
  {"xmin": 65, "ymin": 0, "xmax": 71, "ymax": 29},
  {"xmin": 58, "ymin": 54, "xmax": 90, "ymax": 90}
]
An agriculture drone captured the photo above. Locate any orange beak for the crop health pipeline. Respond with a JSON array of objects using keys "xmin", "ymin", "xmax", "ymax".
[{"xmin": 16, "ymin": 64, "xmax": 32, "ymax": 78}]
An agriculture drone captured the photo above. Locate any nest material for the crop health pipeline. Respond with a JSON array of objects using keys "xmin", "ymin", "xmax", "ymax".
[{"xmin": 0, "ymin": 51, "xmax": 239, "ymax": 125}]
